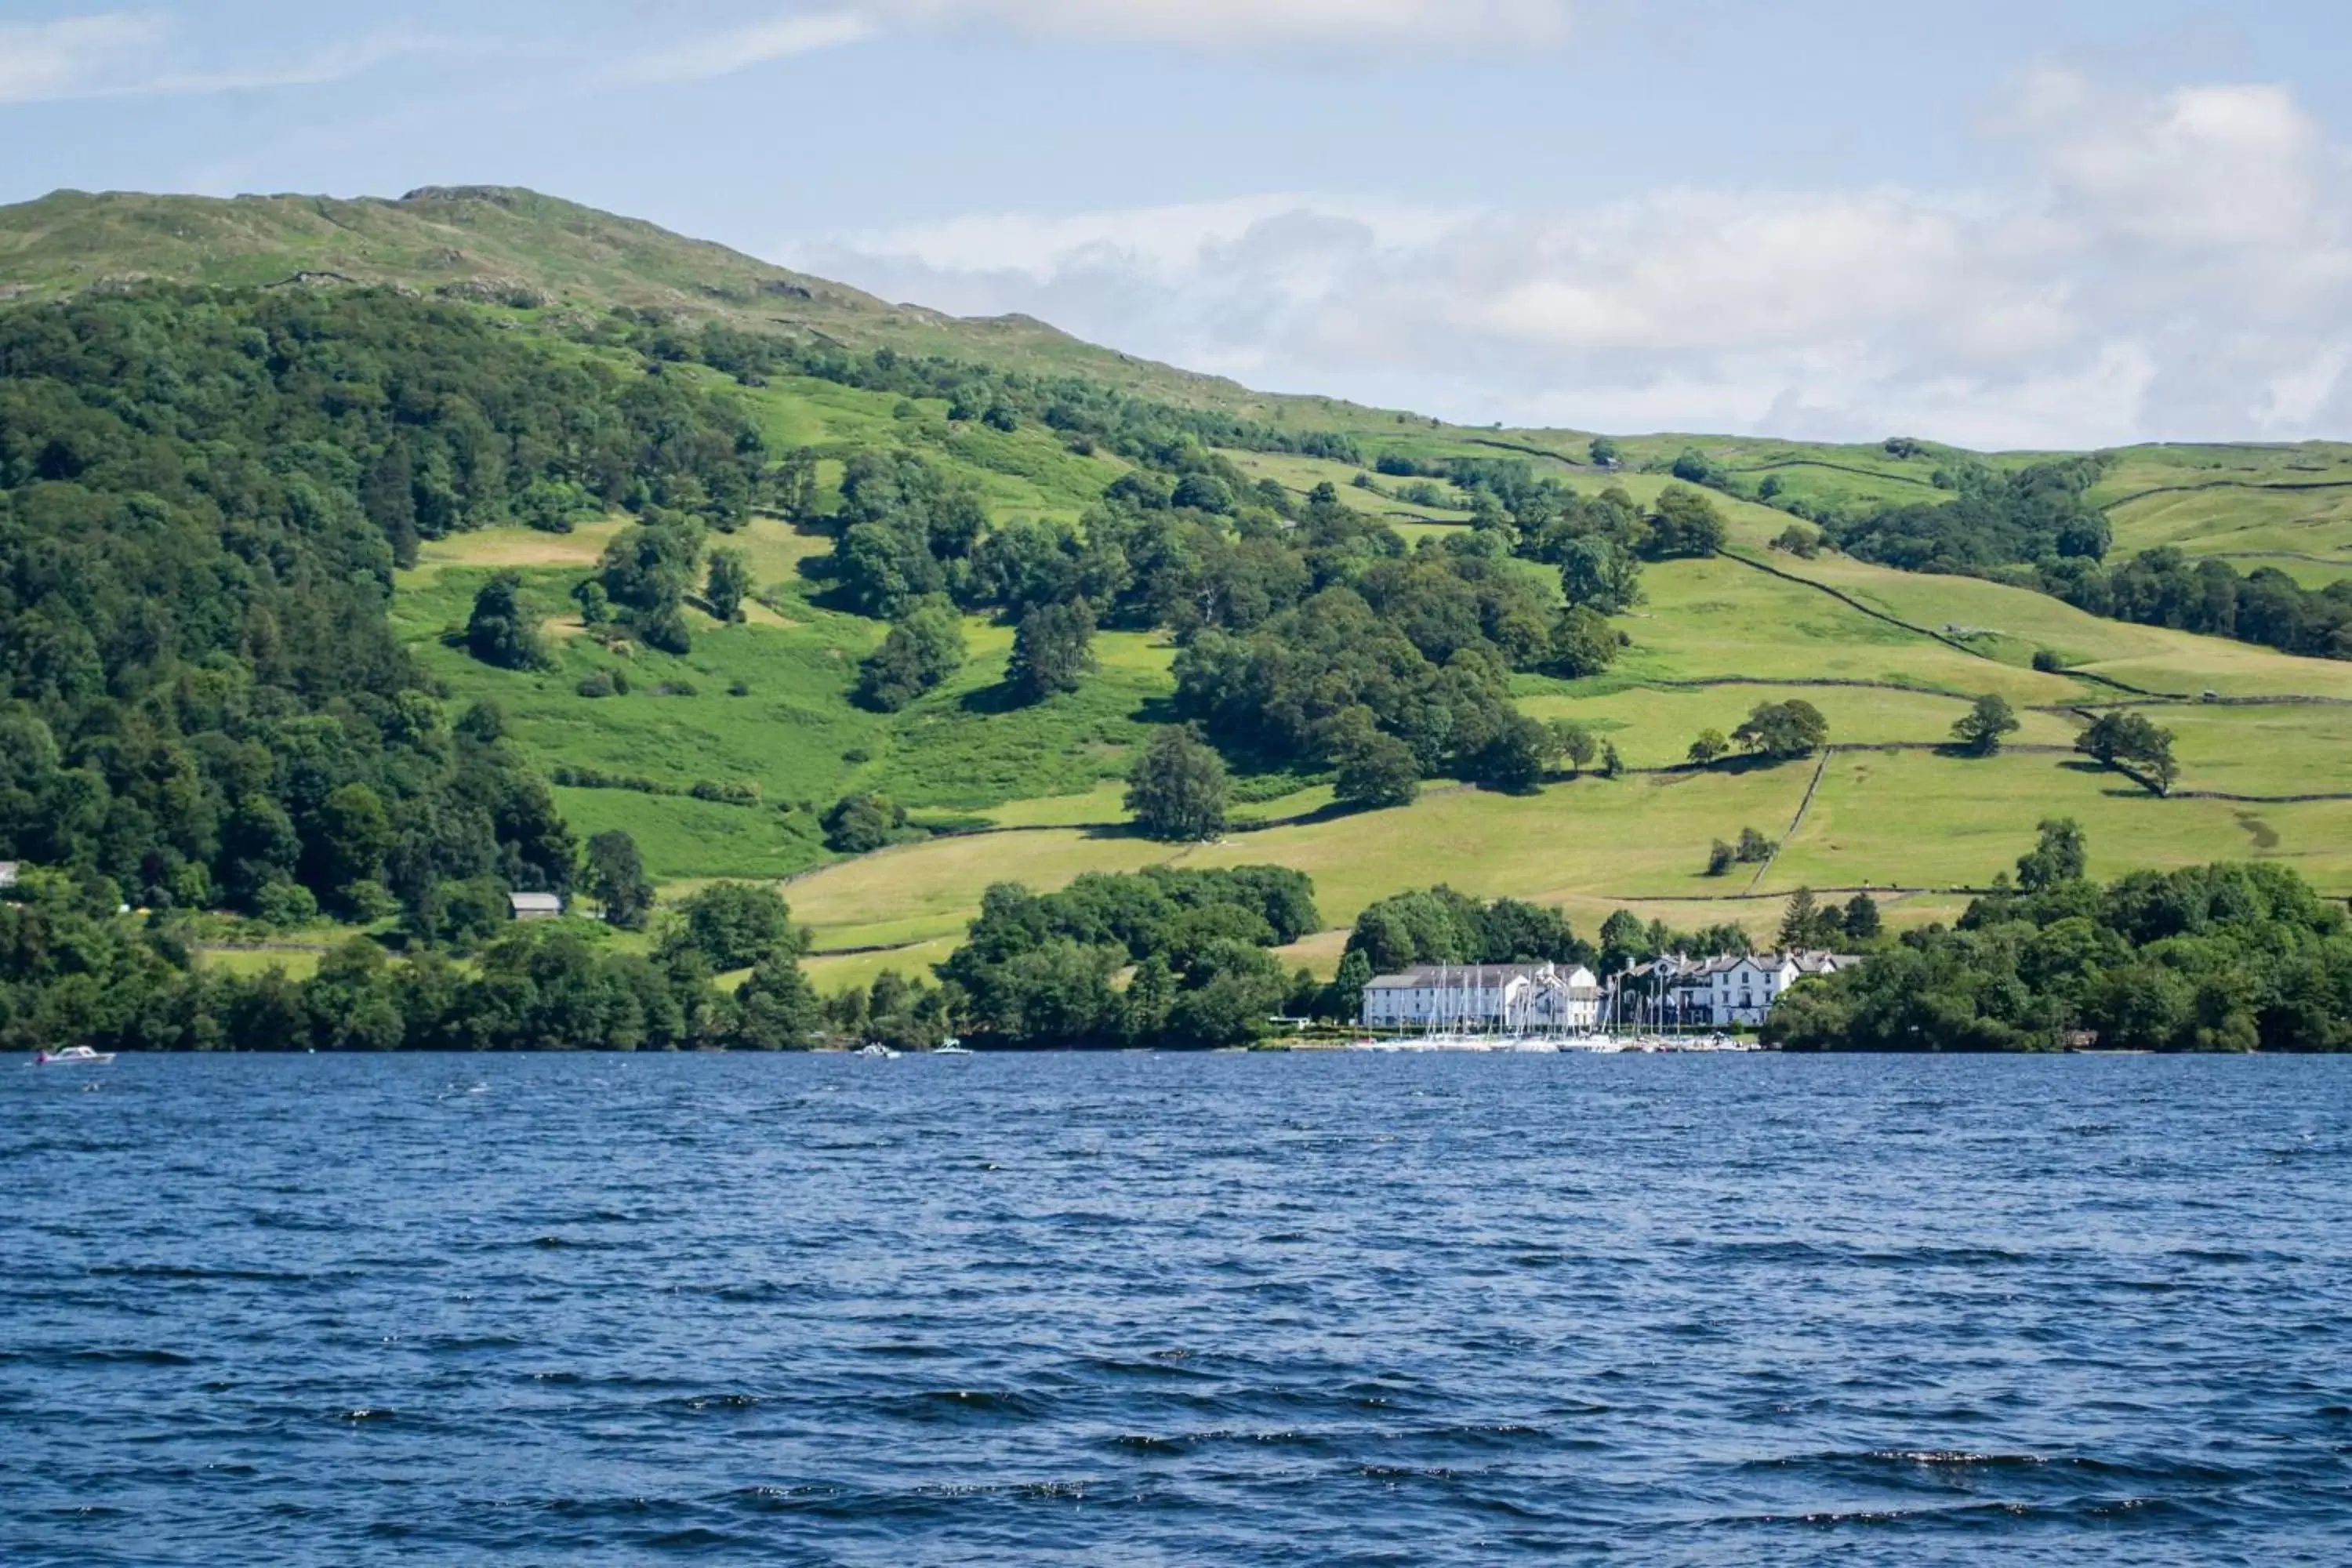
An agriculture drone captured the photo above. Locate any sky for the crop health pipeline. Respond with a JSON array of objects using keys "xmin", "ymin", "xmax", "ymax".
[{"xmin": 6, "ymin": 0, "xmax": 2352, "ymax": 448}]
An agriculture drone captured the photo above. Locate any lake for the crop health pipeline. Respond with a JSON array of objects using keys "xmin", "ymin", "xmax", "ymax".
[{"xmin": 5, "ymin": 1051, "xmax": 2349, "ymax": 1564}]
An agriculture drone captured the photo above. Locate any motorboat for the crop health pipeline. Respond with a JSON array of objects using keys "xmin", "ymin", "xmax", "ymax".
[
  {"xmin": 855, "ymin": 1042, "xmax": 901, "ymax": 1058},
  {"xmin": 932, "ymin": 1040, "xmax": 973, "ymax": 1054},
  {"xmin": 32, "ymin": 1045, "xmax": 115, "ymax": 1065}
]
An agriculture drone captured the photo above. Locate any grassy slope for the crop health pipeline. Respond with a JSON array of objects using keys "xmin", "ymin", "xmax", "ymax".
[{"xmin": 13, "ymin": 184, "xmax": 2351, "ymax": 987}]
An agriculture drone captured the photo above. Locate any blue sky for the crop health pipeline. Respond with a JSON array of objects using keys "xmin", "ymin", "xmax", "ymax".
[{"xmin": 7, "ymin": 0, "xmax": 2352, "ymax": 446}]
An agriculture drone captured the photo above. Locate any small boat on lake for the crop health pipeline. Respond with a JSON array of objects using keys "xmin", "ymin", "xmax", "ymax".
[
  {"xmin": 932, "ymin": 1039, "xmax": 973, "ymax": 1054},
  {"xmin": 855, "ymin": 1042, "xmax": 901, "ymax": 1059},
  {"xmin": 32, "ymin": 1045, "xmax": 115, "ymax": 1066}
]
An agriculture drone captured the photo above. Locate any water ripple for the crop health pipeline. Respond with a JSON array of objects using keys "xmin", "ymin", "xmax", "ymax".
[{"xmin": 4, "ymin": 1051, "xmax": 2350, "ymax": 1565}]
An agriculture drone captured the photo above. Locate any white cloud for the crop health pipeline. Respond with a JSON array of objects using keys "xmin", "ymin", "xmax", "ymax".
[
  {"xmin": 780, "ymin": 70, "xmax": 2352, "ymax": 448},
  {"xmin": 0, "ymin": 11, "xmax": 436, "ymax": 104},
  {"xmin": 613, "ymin": 10, "xmax": 876, "ymax": 84},
  {"xmin": 626, "ymin": 0, "xmax": 1577, "ymax": 74},
  {"xmin": 870, "ymin": 0, "xmax": 1577, "ymax": 50}
]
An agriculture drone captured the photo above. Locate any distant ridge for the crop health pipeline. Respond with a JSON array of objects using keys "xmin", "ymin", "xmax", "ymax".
[{"xmin": 0, "ymin": 184, "xmax": 1372, "ymax": 420}]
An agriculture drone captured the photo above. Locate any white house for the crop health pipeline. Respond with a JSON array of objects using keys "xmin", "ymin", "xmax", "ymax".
[
  {"xmin": 508, "ymin": 891, "xmax": 564, "ymax": 921},
  {"xmin": 0, "ymin": 862, "xmax": 17, "ymax": 891},
  {"xmin": 1362, "ymin": 962, "xmax": 1602, "ymax": 1033},
  {"xmin": 1614, "ymin": 950, "xmax": 1859, "ymax": 1028}
]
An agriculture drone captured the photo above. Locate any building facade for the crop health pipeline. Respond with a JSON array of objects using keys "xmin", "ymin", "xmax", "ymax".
[
  {"xmin": 1361, "ymin": 962, "xmax": 1602, "ymax": 1033},
  {"xmin": 1613, "ymin": 951, "xmax": 1859, "ymax": 1029}
]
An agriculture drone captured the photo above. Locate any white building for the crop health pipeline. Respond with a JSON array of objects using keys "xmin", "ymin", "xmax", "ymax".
[
  {"xmin": 1361, "ymin": 962, "xmax": 1602, "ymax": 1033},
  {"xmin": 508, "ymin": 891, "xmax": 564, "ymax": 921},
  {"xmin": 0, "ymin": 862, "xmax": 17, "ymax": 891},
  {"xmin": 1616, "ymin": 950, "xmax": 1859, "ymax": 1028}
]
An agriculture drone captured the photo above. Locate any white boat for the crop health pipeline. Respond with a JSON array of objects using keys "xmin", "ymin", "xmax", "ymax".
[
  {"xmin": 855, "ymin": 1042, "xmax": 900, "ymax": 1058},
  {"xmin": 932, "ymin": 1040, "xmax": 973, "ymax": 1054},
  {"xmin": 32, "ymin": 1045, "xmax": 114, "ymax": 1065}
]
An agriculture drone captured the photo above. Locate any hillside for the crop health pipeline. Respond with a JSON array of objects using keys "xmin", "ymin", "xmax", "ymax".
[{"xmin": 3, "ymin": 185, "xmax": 2350, "ymax": 1011}]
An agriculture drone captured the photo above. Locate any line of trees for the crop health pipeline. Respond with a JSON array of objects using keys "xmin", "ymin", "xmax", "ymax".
[
  {"xmin": 1768, "ymin": 829, "xmax": 2352, "ymax": 1051},
  {"xmin": 0, "ymin": 873, "xmax": 821, "ymax": 1054}
]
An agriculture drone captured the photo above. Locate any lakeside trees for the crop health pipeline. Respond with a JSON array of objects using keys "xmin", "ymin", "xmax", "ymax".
[
  {"xmin": 1768, "ymin": 848, "xmax": 2352, "ymax": 1052},
  {"xmin": 938, "ymin": 866, "xmax": 1317, "ymax": 1048}
]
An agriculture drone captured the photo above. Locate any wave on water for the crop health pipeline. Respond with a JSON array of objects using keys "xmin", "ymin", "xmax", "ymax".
[{"xmin": 5, "ymin": 1051, "xmax": 2350, "ymax": 1566}]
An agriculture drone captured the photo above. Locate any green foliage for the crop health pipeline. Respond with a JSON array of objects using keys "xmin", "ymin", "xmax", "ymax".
[
  {"xmin": 1736, "ymin": 826, "xmax": 1777, "ymax": 862},
  {"xmin": 584, "ymin": 829, "xmax": 655, "ymax": 929},
  {"xmin": 1951, "ymin": 692, "xmax": 2021, "ymax": 756},
  {"xmin": 1646, "ymin": 485, "xmax": 1728, "ymax": 558},
  {"xmin": 728, "ymin": 952, "xmax": 823, "ymax": 1050},
  {"xmin": 1706, "ymin": 839, "xmax": 1737, "ymax": 877},
  {"xmin": 1332, "ymin": 720, "xmax": 1421, "ymax": 811},
  {"xmin": 705, "ymin": 546, "xmax": 752, "ymax": 623},
  {"xmin": 2076, "ymin": 711, "xmax": 2180, "ymax": 795},
  {"xmin": 822, "ymin": 793, "xmax": 912, "ymax": 854},
  {"xmin": 1769, "ymin": 856, "xmax": 2352, "ymax": 1053},
  {"xmin": 1344, "ymin": 887, "xmax": 1588, "ymax": 973},
  {"xmin": 1771, "ymin": 523, "xmax": 1822, "ymax": 558},
  {"xmin": 1588, "ymin": 436, "xmax": 1621, "ymax": 468},
  {"xmin": 2016, "ymin": 817, "xmax": 2087, "ymax": 893},
  {"xmin": 1557, "ymin": 535, "xmax": 1644, "ymax": 613},
  {"xmin": 467, "ymin": 572, "xmax": 552, "ymax": 670},
  {"xmin": 1732, "ymin": 699, "xmax": 1829, "ymax": 760},
  {"xmin": 1126, "ymin": 728, "xmax": 1229, "ymax": 841},
  {"xmin": 938, "ymin": 866, "xmax": 1317, "ymax": 1047},
  {"xmin": 1549, "ymin": 604, "xmax": 1622, "ymax": 678},
  {"xmin": 1006, "ymin": 598, "xmax": 1097, "ymax": 705},
  {"xmin": 1777, "ymin": 887, "xmax": 1846, "ymax": 949},
  {"xmin": 1550, "ymin": 720, "xmax": 1599, "ymax": 775},
  {"xmin": 854, "ymin": 599, "xmax": 967, "ymax": 713},
  {"xmin": 1688, "ymin": 728, "xmax": 1730, "ymax": 766},
  {"xmin": 659, "ymin": 881, "xmax": 803, "ymax": 971}
]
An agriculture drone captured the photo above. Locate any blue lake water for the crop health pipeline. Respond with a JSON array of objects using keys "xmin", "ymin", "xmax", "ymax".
[{"xmin": 5, "ymin": 1051, "xmax": 2350, "ymax": 1565}]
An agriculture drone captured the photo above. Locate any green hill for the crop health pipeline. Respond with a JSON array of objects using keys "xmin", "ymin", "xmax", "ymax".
[{"xmin": 4, "ymin": 184, "xmax": 2350, "ymax": 1008}]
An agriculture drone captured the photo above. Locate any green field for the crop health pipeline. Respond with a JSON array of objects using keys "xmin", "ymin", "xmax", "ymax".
[{"xmin": 381, "ymin": 384, "xmax": 2352, "ymax": 994}]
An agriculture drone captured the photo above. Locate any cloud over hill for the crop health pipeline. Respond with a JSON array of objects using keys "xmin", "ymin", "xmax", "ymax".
[{"xmin": 784, "ymin": 69, "xmax": 2352, "ymax": 449}]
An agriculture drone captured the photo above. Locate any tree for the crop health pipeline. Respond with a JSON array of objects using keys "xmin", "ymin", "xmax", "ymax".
[
  {"xmin": 1687, "ymin": 728, "xmax": 1730, "ymax": 766},
  {"xmin": 1841, "ymin": 892, "xmax": 1882, "ymax": 942},
  {"xmin": 585, "ymin": 830, "xmax": 655, "ymax": 929},
  {"xmin": 1778, "ymin": 887, "xmax": 1842, "ymax": 950},
  {"xmin": 1706, "ymin": 839, "xmax": 1737, "ymax": 876},
  {"xmin": 1006, "ymin": 598, "xmax": 1096, "ymax": 704},
  {"xmin": 1647, "ymin": 485, "xmax": 1727, "ymax": 557},
  {"xmin": 1550, "ymin": 720, "xmax": 1599, "ymax": 776},
  {"xmin": 466, "ymin": 571, "xmax": 549, "ymax": 670},
  {"xmin": 823, "ymin": 793, "xmax": 907, "ymax": 854},
  {"xmin": 660, "ymin": 882, "xmax": 802, "ymax": 971},
  {"xmin": 1326, "ymin": 948, "xmax": 1374, "ymax": 1022},
  {"xmin": 855, "ymin": 599, "xmax": 966, "ymax": 711},
  {"xmin": 313, "ymin": 782, "xmax": 392, "ymax": 903},
  {"xmin": 2075, "ymin": 711, "xmax": 2179, "ymax": 795},
  {"xmin": 1951, "ymin": 692, "xmax": 2020, "ymax": 756},
  {"xmin": 1588, "ymin": 436, "xmax": 1621, "ymax": 468},
  {"xmin": 1599, "ymin": 741, "xmax": 1624, "ymax": 778},
  {"xmin": 1736, "ymin": 826, "xmax": 1776, "ymax": 862},
  {"xmin": 1127, "ymin": 728, "xmax": 1229, "ymax": 841},
  {"xmin": 2013, "ymin": 818, "xmax": 2086, "ymax": 894},
  {"xmin": 1479, "ymin": 712, "xmax": 1561, "ymax": 793},
  {"xmin": 1334, "ymin": 728, "xmax": 1421, "ymax": 811},
  {"xmin": 1733, "ymin": 699, "xmax": 1828, "ymax": 760},
  {"xmin": 1772, "ymin": 524, "xmax": 1821, "ymax": 557},
  {"xmin": 1548, "ymin": 604, "xmax": 1621, "ymax": 677},
  {"xmin": 1558, "ymin": 536, "xmax": 1643, "ymax": 613},
  {"xmin": 731, "ymin": 951, "xmax": 822, "ymax": 1049},
  {"xmin": 705, "ymin": 546, "xmax": 751, "ymax": 622}
]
